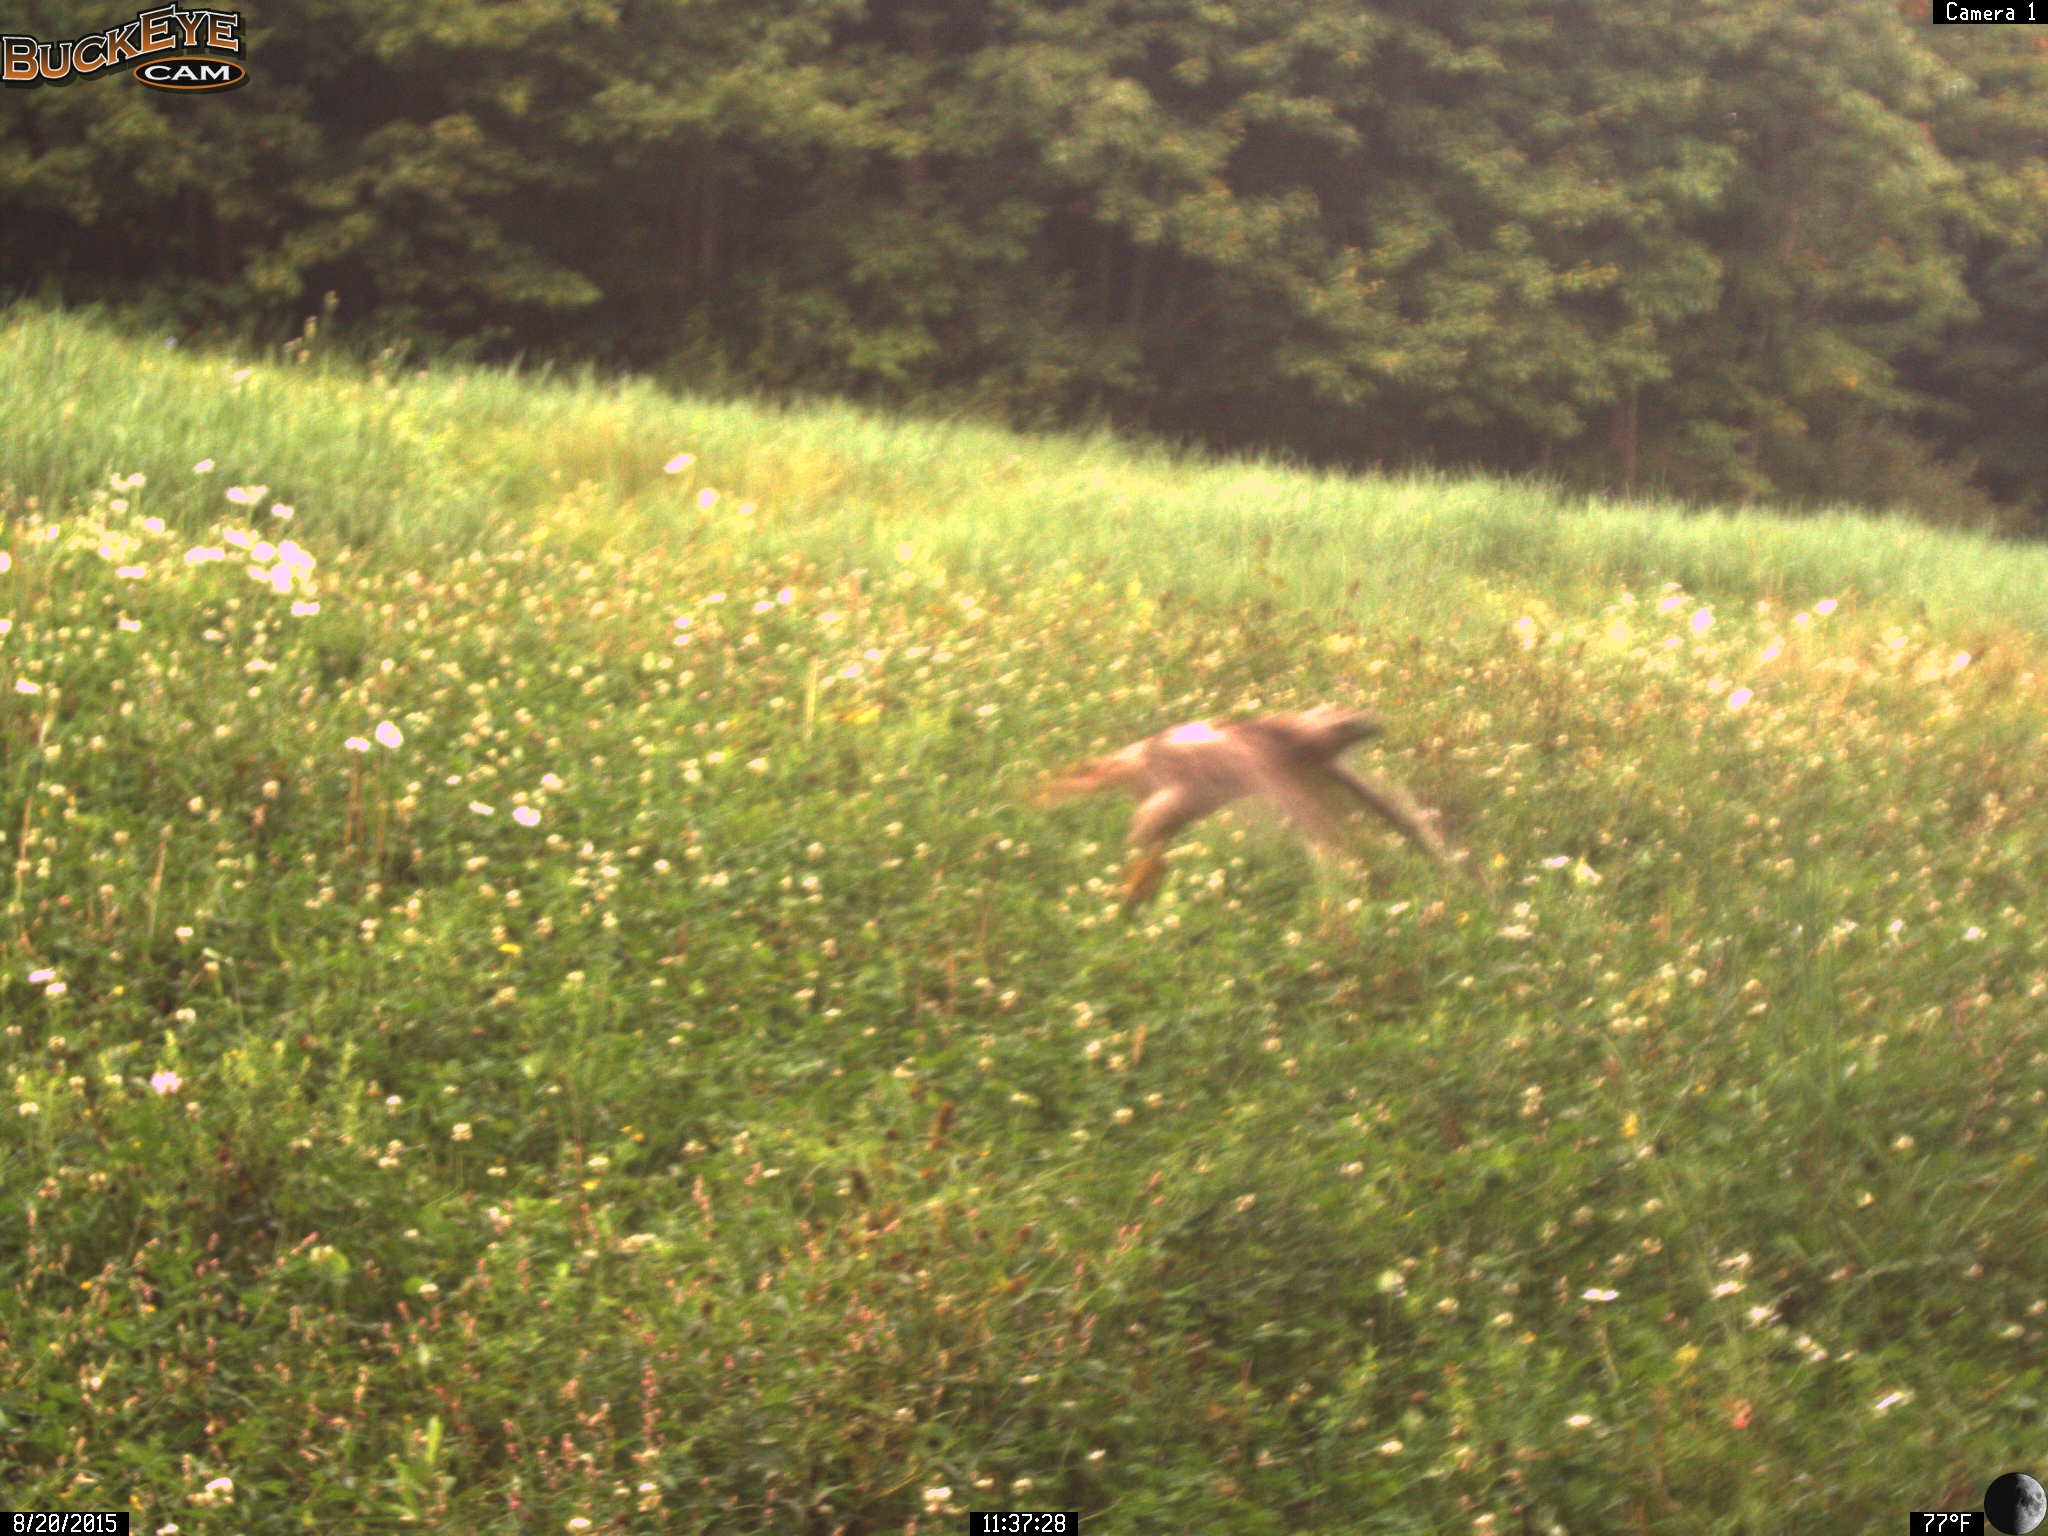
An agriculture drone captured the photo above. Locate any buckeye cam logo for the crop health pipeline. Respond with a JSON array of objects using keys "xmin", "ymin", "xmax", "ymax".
[
  {"xmin": 135, "ymin": 55, "xmax": 246, "ymax": 92},
  {"xmin": 2, "ymin": 5, "xmax": 247, "ymax": 93}
]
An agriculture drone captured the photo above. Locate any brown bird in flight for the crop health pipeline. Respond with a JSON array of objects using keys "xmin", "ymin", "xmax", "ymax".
[{"xmin": 1038, "ymin": 704, "xmax": 1464, "ymax": 910}]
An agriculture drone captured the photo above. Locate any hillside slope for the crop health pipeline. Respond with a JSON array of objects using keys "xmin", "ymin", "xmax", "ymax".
[{"xmin": 2, "ymin": 307, "xmax": 2045, "ymax": 1532}]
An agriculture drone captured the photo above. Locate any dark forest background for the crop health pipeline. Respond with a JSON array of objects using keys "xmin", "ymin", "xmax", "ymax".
[{"xmin": 4, "ymin": 0, "xmax": 2046, "ymax": 524}]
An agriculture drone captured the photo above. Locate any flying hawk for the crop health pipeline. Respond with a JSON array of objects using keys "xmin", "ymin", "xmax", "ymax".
[{"xmin": 1039, "ymin": 705, "xmax": 1463, "ymax": 909}]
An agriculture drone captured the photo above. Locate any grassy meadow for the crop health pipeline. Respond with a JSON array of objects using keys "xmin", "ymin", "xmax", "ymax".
[{"xmin": 3, "ymin": 304, "xmax": 2047, "ymax": 1532}]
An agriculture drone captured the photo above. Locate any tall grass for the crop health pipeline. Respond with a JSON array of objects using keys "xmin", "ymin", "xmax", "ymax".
[
  {"xmin": 4, "ymin": 305, "xmax": 2041, "ymax": 636},
  {"xmin": 2, "ymin": 305, "xmax": 2045, "ymax": 1532}
]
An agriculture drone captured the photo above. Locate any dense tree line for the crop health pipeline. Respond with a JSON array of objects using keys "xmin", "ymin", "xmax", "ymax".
[{"xmin": 4, "ymin": 0, "xmax": 2045, "ymax": 522}]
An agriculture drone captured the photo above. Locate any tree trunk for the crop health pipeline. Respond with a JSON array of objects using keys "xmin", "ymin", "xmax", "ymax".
[
  {"xmin": 697, "ymin": 170, "xmax": 721, "ymax": 295},
  {"xmin": 1608, "ymin": 390, "xmax": 1638, "ymax": 496}
]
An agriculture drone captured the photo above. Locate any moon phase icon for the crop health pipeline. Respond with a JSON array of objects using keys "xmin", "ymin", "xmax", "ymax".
[{"xmin": 1985, "ymin": 1471, "xmax": 2048, "ymax": 1536}]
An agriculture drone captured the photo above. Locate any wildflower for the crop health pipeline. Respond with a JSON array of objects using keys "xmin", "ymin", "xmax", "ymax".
[
  {"xmin": 150, "ymin": 1070, "xmax": 182, "ymax": 1096},
  {"xmin": 1565, "ymin": 1414, "xmax": 1595, "ymax": 1429},
  {"xmin": 192, "ymin": 459, "xmax": 214, "ymax": 473},
  {"xmin": 184, "ymin": 546, "xmax": 225, "ymax": 565},
  {"xmin": 271, "ymin": 503, "xmax": 294, "ymax": 520},
  {"xmin": 0, "ymin": 550, "xmax": 9, "ymax": 573},
  {"xmin": 373, "ymin": 721, "xmax": 403, "ymax": 749},
  {"xmin": 14, "ymin": 679, "xmax": 41, "ymax": 695},
  {"xmin": 470, "ymin": 802, "xmax": 495, "ymax": 816},
  {"xmin": 663, "ymin": 453, "xmax": 695, "ymax": 474},
  {"xmin": 225, "ymin": 485, "xmax": 268, "ymax": 505},
  {"xmin": 1727, "ymin": 687, "xmax": 1752, "ymax": 710},
  {"xmin": 697, "ymin": 488, "xmax": 718, "ymax": 510},
  {"xmin": 344, "ymin": 736, "xmax": 371, "ymax": 752},
  {"xmin": 451, "ymin": 1123, "xmax": 472, "ymax": 1141},
  {"xmin": 1581, "ymin": 1288, "xmax": 1619, "ymax": 1302},
  {"xmin": 512, "ymin": 806, "xmax": 540, "ymax": 827},
  {"xmin": 1872, "ymin": 1390, "xmax": 1910, "ymax": 1415},
  {"xmin": 921, "ymin": 1488, "xmax": 952, "ymax": 1512},
  {"xmin": 1690, "ymin": 608, "xmax": 1712, "ymax": 633},
  {"xmin": 262, "ymin": 536, "xmax": 313, "ymax": 593},
  {"xmin": 1815, "ymin": 598, "xmax": 1838, "ymax": 616}
]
